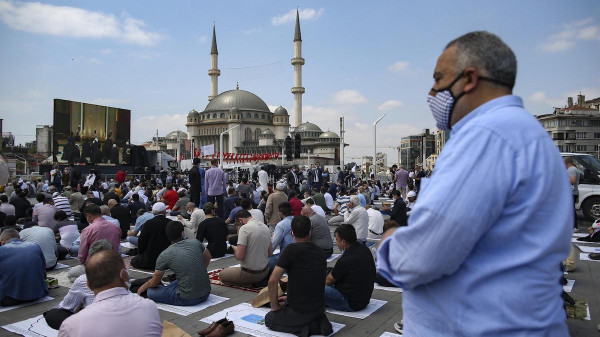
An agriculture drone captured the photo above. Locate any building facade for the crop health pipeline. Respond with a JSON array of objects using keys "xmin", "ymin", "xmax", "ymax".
[
  {"xmin": 537, "ymin": 94, "xmax": 600, "ymax": 156},
  {"xmin": 185, "ymin": 11, "xmax": 340, "ymax": 165},
  {"xmin": 398, "ymin": 129, "xmax": 435, "ymax": 170}
]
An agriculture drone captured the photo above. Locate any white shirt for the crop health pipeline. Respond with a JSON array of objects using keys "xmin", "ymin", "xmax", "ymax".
[
  {"xmin": 20, "ymin": 226, "xmax": 57, "ymax": 268},
  {"xmin": 83, "ymin": 174, "xmax": 96, "ymax": 188},
  {"xmin": 311, "ymin": 205, "xmax": 326, "ymax": 218},
  {"xmin": 258, "ymin": 170, "xmax": 269, "ymax": 189},
  {"xmin": 344, "ymin": 205, "xmax": 369, "ymax": 241},
  {"xmin": 367, "ymin": 208, "xmax": 384, "ymax": 239},
  {"xmin": 324, "ymin": 193, "xmax": 334, "ymax": 210},
  {"xmin": 181, "ymin": 208, "xmax": 206, "ymax": 234}
]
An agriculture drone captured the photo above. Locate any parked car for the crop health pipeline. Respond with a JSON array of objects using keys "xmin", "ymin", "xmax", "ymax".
[{"xmin": 561, "ymin": 153, "xmax": 600, "ymax": 220}]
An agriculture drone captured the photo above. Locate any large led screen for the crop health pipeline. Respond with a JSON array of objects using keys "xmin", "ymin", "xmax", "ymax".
[{"xmin": 53, "ymin": 99, "xmax": 131, "ymax": 165}]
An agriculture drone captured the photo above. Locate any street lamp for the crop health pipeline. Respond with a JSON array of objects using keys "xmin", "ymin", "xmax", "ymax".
[
  {"xmin": 219, "ymin": 125, "xmax": 239, "ymax": 169},
  {"xmin": 373, "ymin": 113, "xmax": 386, "ymax": 177}
]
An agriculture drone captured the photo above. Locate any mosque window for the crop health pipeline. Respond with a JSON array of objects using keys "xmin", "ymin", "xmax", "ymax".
[
  {"xmin": 261, "ymin": 114, "xmax": 265, "ymax": 119},
  {"xmin": 245, "ymin": 127, "xmax": 252, "ymax": 141},
  {"xmin": 213, "ymin": 114, "xmax": 217, "ymax": 118},
  {"xmin": 246, "ymin": 113, "xmax": 251, "ymax": 118},
  {"xmin": 220, "ymin": 113, "xmax": 225, "ymax": 118},
  {"xmin": 255, "ymin": 128, "xmax": 262, "ymax": 140}
]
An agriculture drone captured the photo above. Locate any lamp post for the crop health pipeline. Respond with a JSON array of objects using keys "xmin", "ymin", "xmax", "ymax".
[
  {"xmin": 373, "ymin": 113, "xmax": 386, "ymax": 177},
  {"xmin": 219, "ymin": 125, "xmax": 239, "ymax": 169}
]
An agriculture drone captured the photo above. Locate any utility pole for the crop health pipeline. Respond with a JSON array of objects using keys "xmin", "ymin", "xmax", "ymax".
[{"xmin": 340, "ymin": 116, "xmax": 345, "ymax": 169}]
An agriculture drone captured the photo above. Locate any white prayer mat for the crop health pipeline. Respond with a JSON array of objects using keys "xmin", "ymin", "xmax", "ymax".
[
  {"xmin": 53, "ymin": 263, "xmax": 70, "ymax": 270},
  {"xmin": 571, "ymin": 237, "xmax": 599, "ymax": 244},
  {"xmin": 374, "ymin": 284, "xmax": 403, "ymax": 293},
  {"xmin": 576, "ymin": 245, "xmax": 600, "ymax": 253},
  {"xmin": 380, "ymin": 333, "xmax": 402, "ymax": 337},
  {"xmin": 0, "ymin": 297, "xmax": 54, "ymax": 313},
  {"xmin": 2, "ymin": 315, "xmax": 57, "ymax": 337},
  {"xmin": 155, "ymin": 294, "xmax": 229, "ymax": 316},
  {"xmin": 128, "ymin": 268, "xmax": 155, "ymax": 275},
  {"xmin": 327, "ymin": 254, "xmax": 341, "ymax": 263},
  {"xmin": 579, "ymin": 253, "xmax": 600, "ymax": 262},
  {"xmin": 585, "ymin": 302, "xmax": 591, "ymax": 320},
  {"xmin": 563, "ymin": 279, "xmax": 575, "ymax": 293},
  {"xmin": 572, "ymin": 233, "xmax": 588, "ymax": 238},
  {"xmin": 326, "ymin": 299, "xmax": 387, "ymax": 319},
  {"xmin": 211, "ymin": 254, "xmax": 234, "ymax": 262},
  {"xmin": 200, "ymin": 303, "xmax": 345, "ymax": 337},
  {"xmin": 120, "ymin": 242, "xmax": 137, "ymax": 250}
]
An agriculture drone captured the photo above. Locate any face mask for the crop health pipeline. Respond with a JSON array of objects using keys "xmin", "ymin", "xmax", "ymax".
[
  {"xmin": 427, "ymin": 71, "xmax": 512, "ymax": 130},
  {"xmin": 427, "ymin": 72, "xmax": 465, "ymax": 130}
]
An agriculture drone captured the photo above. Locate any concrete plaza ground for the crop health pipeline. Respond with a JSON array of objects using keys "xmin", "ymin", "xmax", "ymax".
[{"xmin": 1, "ymin": 200, "xmax": 598, "ymax": 336}]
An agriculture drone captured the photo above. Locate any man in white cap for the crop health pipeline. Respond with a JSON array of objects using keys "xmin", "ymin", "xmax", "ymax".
[
  {"xmin": 265, "ymin": 183, "xmax": 288, "ymax": 232},
  {"xmin": 405, "ymin": 190, "xmax": 417, "ymax": 216},
  {"xmin": 130, "ymin": 202, "xmax": 172, "ymax": 270}
]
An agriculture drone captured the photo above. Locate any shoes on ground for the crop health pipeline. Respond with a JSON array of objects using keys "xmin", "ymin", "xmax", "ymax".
[
  {"xmin": 198, "ymin": 318, "xmax": 234, "ymax": 337},
  {"xmin": 394, "ymin": 320, "xmax": 403, "ymax": 334}
]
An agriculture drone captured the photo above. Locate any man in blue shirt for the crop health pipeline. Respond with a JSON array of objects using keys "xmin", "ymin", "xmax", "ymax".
[
  {"xmin": 267, "ymin": 202, "xmax": 295, "ymax": 272},
  {"xmin": 0, "ymin": 229, "xmax": 48, "ymax": 306},
  {"xmin": 378, "ymin": 31, "xmax": 571, "ymax": 336}
]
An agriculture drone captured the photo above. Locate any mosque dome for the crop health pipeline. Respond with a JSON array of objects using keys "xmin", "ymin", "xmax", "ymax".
[
  {"xmin": 319, "ymin": 131, "xmax": 339, "ymax": 138},
  {"xmin": 260, "ymin": 129, "xmax": 275, "ymax": 138},
  {"xmin": 165, "ymin": 130, "xmax": 187, "ymax": 140},
  {"xmin": 230, "ymin": 106, "xmax": 240, "ymax": 114},
  {"xmin": 205, "ymin": 89, "xmax": 270, "ymax": 112},
  {"xmin": 188, "ymin": 109, "xmax": 199, "ymax": 117},
  {"xmin": 274, "ymin": 106, "xmax": 288, "ymax": 115},
  {"xmin": 295, "ymin": 122, "xmax": 322, "ymax": 133}
]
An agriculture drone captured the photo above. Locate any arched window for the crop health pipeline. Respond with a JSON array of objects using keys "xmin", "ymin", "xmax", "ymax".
[
  {"xmin": 245, "ymin": 127, "xmax": 252, "ymax": 141},
  {"xmin": 261, "ymin": 114, "xmax": 265, "ymax": 119},
  {"xmin": 220, "ymin": 113, "xmax": 225, "ymax": 118},
  {"xmin": 212, "ymin": 114, "xmax": 217, "ymax": 118},
  {"xmin": 246, "ymin": 113, "xmax": 251, "ymax": 118},
  {"xmin": 255, "ymin": 128, "xmax": 262, "ymax": 141},
  {"xmin": 254, "ymin": 114, "xmax": 259, "ymax": 119}
]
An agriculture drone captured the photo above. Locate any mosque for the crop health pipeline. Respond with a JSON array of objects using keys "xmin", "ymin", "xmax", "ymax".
[{"xmin": 185, "ymin": 11, "xmax": 340, "ymax": 165}]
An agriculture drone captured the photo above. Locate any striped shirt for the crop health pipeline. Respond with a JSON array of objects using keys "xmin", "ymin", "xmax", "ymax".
[
  {"xmin": 53, "ymin": 195, "xmax": 72, "ymax": 216},
  {"xmin": 335, "ymin": 195, "xmax": 350, "ymax": 214}
]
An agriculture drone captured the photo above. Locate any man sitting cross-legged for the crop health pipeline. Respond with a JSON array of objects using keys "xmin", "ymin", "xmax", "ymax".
[
  {"xmin": 219, "ymin": 210, "xmax": 272, "ymax": 286},
  {"xmin": 325, "ymin": 224, "xmax": 375, "ymax": 311},
  {"xmin": 59, "ymin": 250, "xmax": 163, "ymax": 337},
  {"xmin": 196, "ymin": 202, "xmax": 229, "ymax": 259},
  {"xmin": 130, "ymin": 202, "xmax": 171, "ymax": 270},
  {"xmin": 265, "ymin": 215, "xmax": 333, "ymax": 336},
  {"xmin": 0, "ymin": 229, "xmax": 48, "ymax": 307},
  {"xmin": 136, "ymin": 221, "xmax": 212, "ymax": 305},
  {"xmin": 300, "ymin": 204, "xmax": 333, "ymax": 258},
  {"xmin": 43, "ymin": 240, "xmax": 112, "ymax": 330}
]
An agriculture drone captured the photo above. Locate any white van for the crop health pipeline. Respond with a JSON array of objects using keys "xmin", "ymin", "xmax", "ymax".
[{"xmin": 561, "ymin": 153, "xmax": 600, "ymax": 220}]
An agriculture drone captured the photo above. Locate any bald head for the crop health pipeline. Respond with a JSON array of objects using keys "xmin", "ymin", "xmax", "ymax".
[
  {"xmin": 107, "ymin": 199, "xmax": 118, "ymax": 208},
  {"xmin": 85, "ymin": 250, "xmax": 126, "ymax": 293},
  {"xmin": 301, "ymin": 204, "xmax": 314, "ymax": 217}
]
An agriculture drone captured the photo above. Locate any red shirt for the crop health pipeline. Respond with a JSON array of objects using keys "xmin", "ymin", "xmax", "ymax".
[
  {"xmin": 162, "ymin": 189, "xmax": 179, "ymax": 210},
  {"xmin": 116, "ymin": 170, "xmax": 126, "ymax": 184},
  {"xmin": 289, "ymin": 197, "xmax": 303, "ymax": 216}
]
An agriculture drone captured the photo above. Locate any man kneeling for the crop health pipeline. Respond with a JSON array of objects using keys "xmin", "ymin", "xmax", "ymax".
[
  {"xmin": 325, "ymin": 224, "xmax": 375, "ymax": 311},
  {"xmin": 266, "ymin": 215, "xmax": 333, "ymax": 336},
  {"xmin": 137, "ymin": 221, "xmax": 212, "ymax": 305}
]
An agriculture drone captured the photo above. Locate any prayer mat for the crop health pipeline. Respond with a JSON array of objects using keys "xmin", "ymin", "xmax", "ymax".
[
  {"xmin": 563, "ymin": 279, "xmax": 575, "ymax": 293},
  {"xmin": 374, "ymin": 284, "xmax": 403, "ymax": 292},
  {"xmin": 200, "ymin": 303, "xmax": 345, "ymax": 337},
  {"xmin": 50, "ymin": 269, "xmax": 73, "ymax": 288},
  {"xmin": 579, "ymin": 253, "xmax": 600, "ymax": 262},
  {"xmin": 326, "ymin": 254, "xmax": 341, "ymax": 263},
  {"xmin": 326, "ymin": 299, "xmax": 387, "ymax": 319},
  {"xmin": 53, "ymin": 263, "xmax": 70, "ymax": 270},
  {"xmin": 210, "ymin": 254, "xmax": 234, "ymax": 262},
  {"xmin": 154, "ymin": 294, "xmax": 229, "ymax": 316},
  {"xmin": 576, "ymin": 245, "xmax": 600, "ymax": 253},
  {"xmin": 2, "ymin": 315, "xmax": 57, "ymax": 337},
  {"xmin": 0, "ymin": 297, "xmax": 54, "ymax": 313},
  {"xmin": 162, "ymin": 321, "xmax": 192, "ymax": 337},
  {"xmin": 207, "ymin": 269, "xmax": 262, "ymax": 293}
]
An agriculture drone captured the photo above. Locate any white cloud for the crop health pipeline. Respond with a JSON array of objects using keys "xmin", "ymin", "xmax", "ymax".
[
  {"xmin": 529, "ymin": 91, "xmax": 564, "ymax": 107},
  {"xmin": 378, "ymin": 100, "xmax": 404, "ymax": 111},
  {"xmin": 267, "ymin": 105, "xmax": 279, "ymax": 112},
  {"xmin": 332, "ymin": 90, "xmax": 367, "ymax": 104},
  {"xmin": 0, "ymin": 0, "xmax": 163, "ymax": 46},
  {"xmin": 271, "ymin": 8, "xmax": 324, "ymax": 25},
  {"xmin": 242, "ymin": 27, "xmax": 262, "ymax": 35},
  {"xmin": 539, "ymin": 17, "xmax": 600, "ymax": 53},
  {"xmin": 132, "ymin": 114, "xmax": 187, "ymax": 143},
  {"xmin": 388, "ymin": 61, "xmax": 409, "ymax": 72},
  {"xmin": 100, "ymin": 48, "xmax": 112, "ymax": 55},
  {"xmin": 198, "ymin": 35, "xmax": 207, "ymax": 43},
  {"xmin": 87, "ymin": 57, "xmax": 102, "ymax": 65},
  {"xmin": 540, "ymin": 40, "xmax": 575, "ymax": 52}
]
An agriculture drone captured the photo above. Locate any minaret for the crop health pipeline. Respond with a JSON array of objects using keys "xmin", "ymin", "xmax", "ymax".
[
  {"xmin": 291, "ymin": 10, "xmax": 305, "ymax": 127},
  {"xmin": 208, "ymin": 24, "xmax": 220, "ymax": 101}
]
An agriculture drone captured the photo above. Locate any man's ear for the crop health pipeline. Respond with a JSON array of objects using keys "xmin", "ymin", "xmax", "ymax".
[{"xmin": 462, "ymin": 67, "xmax": 479, "ymax": 93}]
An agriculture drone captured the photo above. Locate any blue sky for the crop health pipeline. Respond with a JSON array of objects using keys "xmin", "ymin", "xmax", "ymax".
[{"xmin": 1, "ymin": 0, "xmax": 599, "ymax": 162}]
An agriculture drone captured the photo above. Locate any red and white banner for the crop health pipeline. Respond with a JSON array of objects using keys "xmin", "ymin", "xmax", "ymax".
[{"xmin": 192, "ymin": 150, "xmax": 280, "ymax": 163}]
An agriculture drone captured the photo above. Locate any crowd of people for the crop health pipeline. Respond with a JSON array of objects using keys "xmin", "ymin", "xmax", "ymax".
[{"xmin": 0, "ymin": 31, "xmax": 587, "ymax": 336}]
